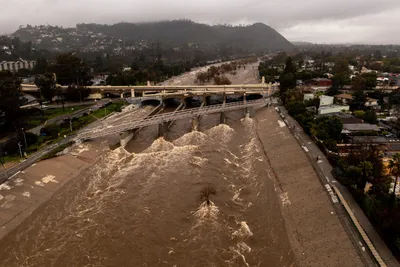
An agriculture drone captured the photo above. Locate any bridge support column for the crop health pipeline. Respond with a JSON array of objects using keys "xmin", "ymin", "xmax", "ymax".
[
  {"xmin": 243, "ymin": 93, "xmax": 247, "ymax": 104},
  {"xmin": 191, "ymin": 116, "xmax": 200, "ymax": 131},
  {"xmin": 223, "ymin": 94, "xmax": 227, "ymax": 105},
  {"xmin": 120, "ymin": 130, "xmax": 134, "ymax": 147},
  {"xmin": 158, "ymin": 121, "xmax": 169, "ymax": 137},
  {"xmin": 220, "ymin": 112, "xmax": 226, "ymax": 124},
  {"xmin": 120, "ymin": 93, "xmax": 124, "ymax": 99},
  {"xmin": 202, "ymin": 95, "xmax": 208, "ymax": 106},
  {"xmin": 245, "ymin": 107, "xmax": 250, "ymax": 119},
  {"xmin": 131, "ymin": 88, "xmax": 135, "ymax": 98}
]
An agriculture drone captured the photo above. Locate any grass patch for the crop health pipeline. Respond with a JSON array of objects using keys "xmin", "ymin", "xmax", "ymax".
[
  {"xmin": 40, "ymin": 141, "xmax": 74, "ymax": 161},
  {"xmin": 20, "ymin": 105, "xmax": 90, "ymax": 129},
  {"xmin": 2, "ymin": 101, "xmax": 125, "ymax": 164}
]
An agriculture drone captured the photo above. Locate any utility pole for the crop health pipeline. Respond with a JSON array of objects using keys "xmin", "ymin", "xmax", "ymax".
[
  {"xmin": 78, "ymin": 90, "xmax": 82, "ymax": 104},
  {"xmin": 21, "ymin": 128, "xmax": 28, "ymax": 149},
  {"xmin": 0, "ymin": 149, "xmax": 7, "ymax": 177},
  {"xmin": 18, "ymin": 142, "xmax": 23, "ymax": 159}
]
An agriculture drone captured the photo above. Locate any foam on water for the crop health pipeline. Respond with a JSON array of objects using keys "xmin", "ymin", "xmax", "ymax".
[
  {"xmin": 143, "ymin": 137, "xmax": 175, "ymax": 153},
  {"xmin": 192, "ymin": 201, "xmax": 220, "ymax": 230},
  {"xmin": 173, "ymin": 131, "xmax": 208, "ymax": 147},
  {"xmin": 206, "ymin": 124, "xmax": 235, "ymax": 144},
  {"xmin": 232, "ymin": 221, "xmax": 253, "ymax": 240}
]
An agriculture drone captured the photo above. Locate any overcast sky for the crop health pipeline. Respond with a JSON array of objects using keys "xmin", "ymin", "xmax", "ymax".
[{"xmin": 2, "ymin": 0, "xmax": 400, "ymax": 44}]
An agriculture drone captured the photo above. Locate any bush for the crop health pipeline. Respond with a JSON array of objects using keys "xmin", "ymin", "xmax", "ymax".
[
  {"xmin": 40, "ymin": 124, "xmax": 60, "ymax": 138},
  {"xmin": 24, "ymin": 132, "xmax": 38, "ymax": 146}
]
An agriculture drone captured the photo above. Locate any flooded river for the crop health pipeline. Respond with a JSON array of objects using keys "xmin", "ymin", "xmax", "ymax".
[{"xmin": 0, "ymin": 107, "xmax": 296, "ymax": 267}]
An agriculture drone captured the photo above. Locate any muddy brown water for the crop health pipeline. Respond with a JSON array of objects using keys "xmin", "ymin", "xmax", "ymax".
[{"xmin": 0, "ymin": 108, "xmax": 296, "ymax": 267}]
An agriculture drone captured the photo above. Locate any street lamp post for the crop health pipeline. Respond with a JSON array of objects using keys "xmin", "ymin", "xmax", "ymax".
[
  {"xmin": 17, "ymin": 142, "xmax": 23, "ymax": 159},
  {"xmin": 0, "ymin": 149, "xmax": 7, "ymax": 175},
  {"xmin": 21, "ymin": 128, "xmax": 28, "ymax": 149},
  {"xmin": 78, "ymin": 90, "xmax": 82, "ymax": 104}
]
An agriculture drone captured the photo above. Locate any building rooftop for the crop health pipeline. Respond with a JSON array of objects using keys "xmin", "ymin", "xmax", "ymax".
[
  {"xmin": 340, "ymin": 118, "xmax": 364, "ymax": 124},
  {"xmin": 318, "ymin": 112, "xmax": 354, "ymax": 118},
  {"xmin": 343, "ymin": 123, "xmax": 381, "ymax": 132},
  {"xmin": 351, "ymin": 136, "xmax": 400, "ymax": 143},
  {"xmin": 319, "ymin": 105, "xmax": 349, "ymax": 111},
  {"xmin": 335, "ymin": 93, "xmax": 353, "ymax": 100}
]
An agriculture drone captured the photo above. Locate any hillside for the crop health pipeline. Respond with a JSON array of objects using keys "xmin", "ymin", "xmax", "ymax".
[{"xmin": 11, "ymin": 20, "xmax": 294, "ymax": 54}]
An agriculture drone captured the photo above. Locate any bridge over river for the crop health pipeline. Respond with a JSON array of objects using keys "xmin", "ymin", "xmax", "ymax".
[
  {"xmin": 76, "ymin": 98, "xmax": 270, "ymax": 142},
  {"xmin": 21, "ymin": 83, "xmax": 276, "ymax": 100}
]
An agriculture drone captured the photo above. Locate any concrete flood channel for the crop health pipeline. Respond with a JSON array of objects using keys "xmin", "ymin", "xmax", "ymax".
[{"xmin": 0, "ymin": 96, "xmax": 370, "ymax": 266}]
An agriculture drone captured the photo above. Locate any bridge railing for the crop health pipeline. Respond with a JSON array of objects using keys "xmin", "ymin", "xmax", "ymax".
[{"xmin": 77, "ymin": 99, "xmax": 268, "ymax": 141}]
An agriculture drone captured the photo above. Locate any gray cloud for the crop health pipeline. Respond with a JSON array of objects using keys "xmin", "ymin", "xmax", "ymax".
[{"xmin": 1, "ymin": 0, "xmax": 400, "ymax": 44}]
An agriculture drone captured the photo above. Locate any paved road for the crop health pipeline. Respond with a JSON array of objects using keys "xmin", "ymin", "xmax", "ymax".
[
  {"xmin": 279, "ymin": 105, "xmax": 400, "ymax": 267},
  {"xmin": 0, "ymin": 99, "xmax": 119, "ymax": 182},
  {"xmin": 28, "ymin": 99, "xmax": 113, "ymax": 135},
  {"xmin": 0, "ymin": 136, "xmax": 74, "ymax": 184}
]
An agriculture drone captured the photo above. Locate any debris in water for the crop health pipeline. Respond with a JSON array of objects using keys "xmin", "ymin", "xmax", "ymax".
[
  {"xmin": 280, "ymin": 192, "xmax": 291, "ymax": 205},
  {"xmin": 0, "ymin": 182, "xmax": 12, "ymax": 191},
  {"xmin": 232, "ymin": 221, "xmax": 253, "ymax": 239},
  {"xmin": 41, "ymin": 175, "xmax": 58, "ymax": 184},
  {"xmin": 200, "ymin": 184, "xmax": 216, "ymax": 206}
]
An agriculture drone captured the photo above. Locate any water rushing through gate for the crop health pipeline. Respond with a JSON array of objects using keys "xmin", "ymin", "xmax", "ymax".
[{"xmin": 0, "ymin": 111, "xmax": 295, "ymax": 267}]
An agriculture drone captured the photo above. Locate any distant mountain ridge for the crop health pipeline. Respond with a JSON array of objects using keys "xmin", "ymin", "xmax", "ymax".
[{"xmin": 11, "ymin": 20, "xmax": 294, "ymax": 54}]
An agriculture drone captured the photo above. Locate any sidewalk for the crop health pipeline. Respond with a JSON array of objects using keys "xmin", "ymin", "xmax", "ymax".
[{"xmin": 279, "ymin": 106, "xmax": 400, "ymax": 267}]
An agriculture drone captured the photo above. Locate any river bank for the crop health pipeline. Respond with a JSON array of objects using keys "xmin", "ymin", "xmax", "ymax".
[
  {"xmin": 0, "ymin": 141, "xmax": 107, "ymax": 240},
  {"xmin": 255, "ymin": 107, "xmax": 364, "ymax": 266}
]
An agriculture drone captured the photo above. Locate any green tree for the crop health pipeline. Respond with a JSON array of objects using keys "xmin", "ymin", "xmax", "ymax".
[
  {"xmin": 35, "ymin": 73, "xmax": 56, "ymax": 102},
  {"xmin": 389, "ymin": 153, "xmax": 400, "ymax": 200},
  {"xmin": 345, "ymin": 165, "xmax": 362, "ymax": 186},
  {"xmin": 49, "ymin": 52, "xmax": 93, "ymax": 86},
  {"xmin": 354, "ymin": 110, "xmax": 365, "ymax": 119},
  {"xmin": 332, "ymin": 58, "xmax": 350, "ymax": 74},
  {"xmin": 0, "ymin": 71, "xmax": 22, "ymax": 129},
  {"xmin": 363, "ymin": 110, "xmax": 378, "ymax": 124},
  {"xmin": 363, "ymin": 73, "xmax": 377, "ymax": 89},
  {"xmin": 33, "ymin": 56, "xmax": 48, "ymax": 75},
  {"xmin": 351, "ymin": 90, "xmax": 367, "ymax": 110},
  {"xmin": 332, "ymin": 73, "xmax": 350, "ymax": 89},
  {"xmin": 312, "ymin": 116, "xmax": 343, "ymax": 141},
  {"xmin": 358, "ymin": 160, "xmax": 373, "ymax": 189},
  {"xmin": 287, "ymin": 101, "xmax": 306, "ymax": 116},
  {"xmin": 279, "ymin": 57, "xmax": 297, "ymax": 103},
  {"xmin": 352, "ymin": 74, "xmax": 366, "ymax": 90}
]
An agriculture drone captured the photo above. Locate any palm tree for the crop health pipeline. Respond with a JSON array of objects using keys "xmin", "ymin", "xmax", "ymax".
[
  {"xmin": 358, "ymin": 160, "xmax": 373, "ymax": 189},
  {"xmin": 389, "ymin": 153, "xmax": 400, "ymax": 200}
]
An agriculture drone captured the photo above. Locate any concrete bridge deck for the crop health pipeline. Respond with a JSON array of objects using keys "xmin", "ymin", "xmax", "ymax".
[{"xmin": 76, "ymin": 99, "xmax": 269, "ymax": 141}]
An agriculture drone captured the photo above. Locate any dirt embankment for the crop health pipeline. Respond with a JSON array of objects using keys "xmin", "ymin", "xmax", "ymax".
[
  {"xmin": 0, "ymin": 142, "xmax": 107, "ymax": 240},
  {"xmin": 255, "ymin": 107, "xmax": 364, "ymax": 267}
]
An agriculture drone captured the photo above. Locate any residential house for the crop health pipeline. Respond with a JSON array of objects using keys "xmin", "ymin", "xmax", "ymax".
[
  {"xmin": 318, "ymin": 105, "xmax": 350, "ymax": 115},
  {"xmin": 320, "ymin": 95, "xmax": 334, "ymax": 106},
  {"xmin": 0, "ymin": 61, "xmax": 36, "ymax": 72},
  {"xmin": 313, "ymin": 78, "xmax": 332, "ymax": 87},
  {"xmin": 342, "ymin": 123, "xmax": 380, "ymax": 134},
  {"xmin": 335, "ymin": 93, "xmax": 353, "ymax": 105},
  {"xmin": 365, "ymin": 97, "xmax": 379, "ymax": 107},
  {"xmin": 303, "ymin": 93, "xmax": 314, "ymax": 102}
]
